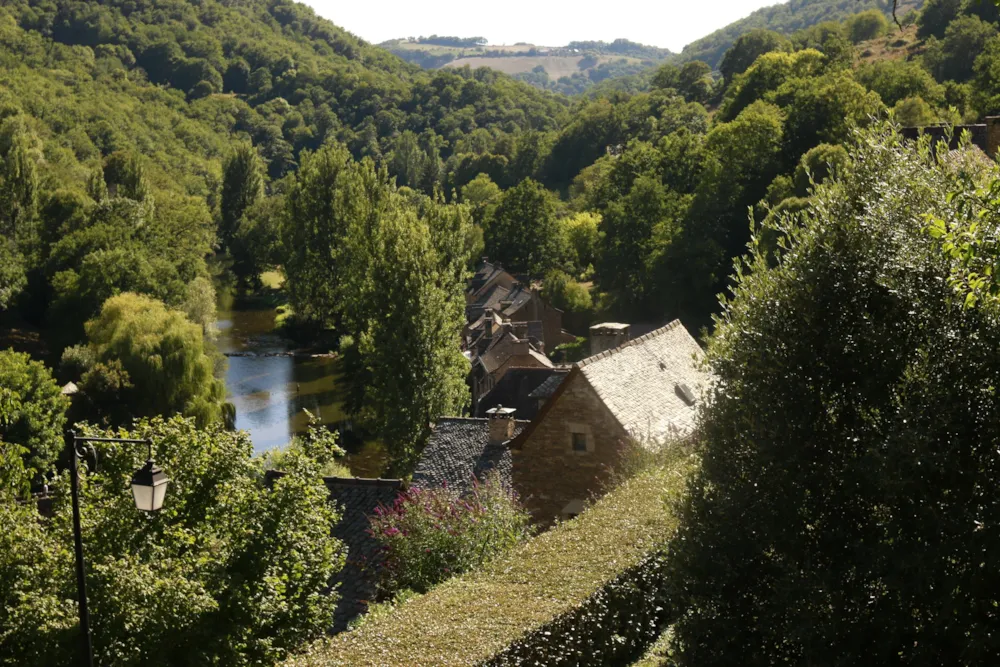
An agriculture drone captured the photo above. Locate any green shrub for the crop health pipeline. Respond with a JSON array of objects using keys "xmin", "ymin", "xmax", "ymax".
[
  {"xmin": 264, "ymin": 410, "xmax": 351, "ymax": 478},
  {"xmin": 370, "ymin": 473, "xmax": 533, "ymax": 595}
]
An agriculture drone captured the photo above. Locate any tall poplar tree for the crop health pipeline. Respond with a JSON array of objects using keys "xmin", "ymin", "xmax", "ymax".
[{"xmin": 220, "ymin": 142, "xmax": 264, "ymax": 252}]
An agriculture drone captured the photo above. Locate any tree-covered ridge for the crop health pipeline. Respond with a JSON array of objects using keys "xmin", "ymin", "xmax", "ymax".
[
  {"xmin": 1, "ymin": 0, "xmax": 568, "ymax": 189},
  {"xmin": 680, "ymin": 0, "xmax": 923, "ymax": 68}
]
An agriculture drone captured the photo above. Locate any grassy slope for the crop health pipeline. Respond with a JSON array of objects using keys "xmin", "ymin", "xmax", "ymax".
[{"xmin": 285, "ymin": 452, "xmax": 695, "ymax": 667}]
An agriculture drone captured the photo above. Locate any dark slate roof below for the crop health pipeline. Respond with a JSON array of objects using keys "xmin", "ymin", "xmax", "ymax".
[
  {"xmin": 475, "ymin": 367, "xmax": 566, "ymax": 420},
  {"xmin": 324, "ymin": 477, "xmax": 404, "ymax": 632},
  {"xmin": 527, "ymin": 368, "xmax": 569, "ymax": 399},
  {"xmin": 412, "ymin": 418, "xmax": 528, "ymax": 495},
  {"xmin": 265, "ymin": 471, "xmax": 405, "ymax": 634}
]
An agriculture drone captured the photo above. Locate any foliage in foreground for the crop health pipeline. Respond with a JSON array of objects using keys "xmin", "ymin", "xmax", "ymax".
[
  {"xmin": 0, "ymin": 349, "xmax": 67, "ymax": 475},
  {"xmin": 667, "ymin": 125, "xmax": 1000, "ymax": 663},
  {"xmin": 370, "ymin": 473, "xmax": 533, "ymax": 596},
  {"xmin": 287, "ymin": 450, "xmax": 693, "ymax": 666},
  {"xmin": 0, "ymin": 416, "xmax": 344, "ymax": 667}
]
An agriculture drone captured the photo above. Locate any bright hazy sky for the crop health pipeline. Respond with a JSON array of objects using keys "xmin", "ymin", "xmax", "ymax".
[{"xmin": 301, "ymin": 0, "xmax": 785, "ymax": 53}]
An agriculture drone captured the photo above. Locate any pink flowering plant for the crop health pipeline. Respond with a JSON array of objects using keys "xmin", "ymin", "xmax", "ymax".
[{"xmin": 369, "ymin": 472, "xmax": 533, "ymax": 595}]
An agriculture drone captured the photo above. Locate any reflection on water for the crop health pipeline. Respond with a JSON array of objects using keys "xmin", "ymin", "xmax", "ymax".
[
  {"xmin": 215, "ymin": 285, "xmax": 386, "ymax": 477},
  {"xmin": 216, "ymin": 290, "xmax": 343, "ymax": 453}
]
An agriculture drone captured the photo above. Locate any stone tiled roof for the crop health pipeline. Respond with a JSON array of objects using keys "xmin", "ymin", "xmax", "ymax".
[
  {"xmin": 528, "ymin": 369, "xmax": 569, "ymax": 399},
  {"xmin": 475, "ymin": 367, "xmax": 566, "ymax": 420},
  {"xmin": 412, "ymin": 418, "xmax": 528, "ymax": 495},
  {"xmin": 478, "ymin": 330, "xmax": 553, "ymax": 374},
  {"xmin": 499, "ymin": 284, "xmax": 533, "ymax": 316},
  {"xmin": 466, "ymin": 260, "xmax": 513, "ymax": 302},
  {"xmin": 577, "ymin": 319, "xmax": 709, "ymax": 441},
  {"xmin": 325, "ymin": 477, "xmax": 405, "ymax": 632}
]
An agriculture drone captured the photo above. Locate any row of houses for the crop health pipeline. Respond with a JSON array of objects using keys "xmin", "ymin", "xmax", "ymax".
[{"xmin": 324, "ymin": 259, "xmax": 712, "ymax": 628}]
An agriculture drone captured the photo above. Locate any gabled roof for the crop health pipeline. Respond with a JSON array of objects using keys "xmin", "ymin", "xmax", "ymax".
[
  {"xmin": 513, "ymin": 320, "xmax": 710, "ymax": 448},
  {"xmin": 466, "ymin": 260, "xmax": 516, "ymax": 304},
  {"xmin": 412, "ymin": 417, "xmax": 529, "ymax": 495},
  {"xmin": 475, "ymin": 367, "xmax": 566, "ymax": 420},
  {"xmin": 477, "ymin": 329, "xmax": 553, "ymax": 374},
  {"xmin": 499, "ymin": 284, "xmax": 534, "ymax": 316},
  {"xmin": 577, "ymin": 320, "xmax": 708, "ymax": 441}
]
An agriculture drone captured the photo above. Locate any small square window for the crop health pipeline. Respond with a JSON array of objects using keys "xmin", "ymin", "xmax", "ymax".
[{"xmin": 571, "ymin": 431, "xmax": 588, "ymax": 452}]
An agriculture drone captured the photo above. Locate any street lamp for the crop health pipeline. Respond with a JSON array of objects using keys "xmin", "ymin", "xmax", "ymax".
[{"xmin": 68, "ymin": 431, "xmax": 170, "ymax": 667}]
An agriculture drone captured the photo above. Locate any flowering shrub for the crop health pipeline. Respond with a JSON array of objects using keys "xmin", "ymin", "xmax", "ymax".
[{"xmin": 370, "ymin": 473, "xmax": 533, "ymax": 595}]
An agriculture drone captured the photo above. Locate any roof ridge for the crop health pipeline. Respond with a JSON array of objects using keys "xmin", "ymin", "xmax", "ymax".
[
  {"xmin": 575, "ymin": 320, "xmax": 684, "ymax": 369},
  {"xmin": 435, "ymin": 416, "xmax": 488, "ymax": 423}
]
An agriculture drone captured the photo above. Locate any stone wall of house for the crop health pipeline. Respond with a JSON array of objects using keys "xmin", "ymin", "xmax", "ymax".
[{"xmin": 511, "ymin": 372, "xmax": 626, "ymax": 524}]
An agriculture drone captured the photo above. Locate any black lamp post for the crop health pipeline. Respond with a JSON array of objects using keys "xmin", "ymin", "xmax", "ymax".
[{"xmin": 68, "ymin": 431, "xmax": 170, "ymax": 667}]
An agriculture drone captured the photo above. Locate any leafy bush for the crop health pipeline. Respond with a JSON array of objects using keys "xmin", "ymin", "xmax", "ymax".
[
  {"xmin": 0, "ymin": 349, "xmax": 68, "ymax": 476},
  {"xmin": 264, "ymin": 410, "xmax": 351, "ymax": 478},
  {"xmin": 1, "ymin": 416, "xmax": 344, "ymax": 666},
  {"xmin": 542, "ymin": 269, "xmax": 593, "ymax": 313},
  {"xmin": 370, "ymin": 473, "xmax": 533, "ymax": 595},
  {"xmin": 667, "ymin": 125, "xmax": 1000, "ymax": 663}
]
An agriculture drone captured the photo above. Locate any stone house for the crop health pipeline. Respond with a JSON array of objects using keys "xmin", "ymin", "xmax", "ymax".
[
  {"xmin": 465, "ymin": 259, "xmax": 575, "ymax": 353},
  {"xmin": 509, "ymin": 320, "xmax": 710, "ymax": 524},
  {"xmin": 469, "ymin": 324, "xmax": 554, "ymax": 411},
  {"xmin": 474, "ymin": 367, "xmax": 569, "ymax": 421}
]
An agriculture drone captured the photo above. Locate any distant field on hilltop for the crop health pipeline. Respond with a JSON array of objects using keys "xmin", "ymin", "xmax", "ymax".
[
  {"xmin": 380, "ymin": 38, "xmax": 671, "ymax": 94},
  {"xmin": 443, "ymin": 54, "xmax": 645, "ymax": 79}
]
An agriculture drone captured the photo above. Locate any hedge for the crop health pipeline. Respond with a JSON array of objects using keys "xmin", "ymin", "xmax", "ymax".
[{"xmin": 285, "ymin": 451, "xmax": 694, "ymax": 667}]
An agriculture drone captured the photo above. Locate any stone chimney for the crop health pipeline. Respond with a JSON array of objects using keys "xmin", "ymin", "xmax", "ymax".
[
  {"xmin": 486, "ymin": 405, "xmax": 516, "ymax": 445},
  {"xmin": 484, "ymin": 308, "xmax": 496, "ymax": 336},
  {"xmin": 988, "ymin": 116, "xmax": 1000, "ymax": 160},
  {"xmin": 589, "ymin": 323, "xmax": 631, "ymax": 356}
]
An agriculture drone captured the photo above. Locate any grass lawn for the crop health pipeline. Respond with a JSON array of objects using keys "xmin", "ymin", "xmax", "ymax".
[{"xmin": 285, "ymin": 449, "xmax": 695, "ymax": 667}]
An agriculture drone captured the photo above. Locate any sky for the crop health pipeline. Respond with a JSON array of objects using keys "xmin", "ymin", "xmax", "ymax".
[{"xmin": 301, "ymin": 0, "xmax": 785, "ymax": 53}]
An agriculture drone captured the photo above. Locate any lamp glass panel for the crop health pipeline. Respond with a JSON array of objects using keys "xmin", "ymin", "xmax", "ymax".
[
  {"xmin": 132, "ymin": 483, "xmax": 154, "ymax": 512},
  {"xmin": 151, "ymin": 480, "xmax": 169, "ymax": 511}
]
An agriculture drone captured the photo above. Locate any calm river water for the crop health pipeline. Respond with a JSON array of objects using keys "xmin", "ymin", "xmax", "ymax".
[
  {"xmin": 215, "ymin": 286, "xmax": 385, "ymax": 477},
  {"xmin": 215, "ymin": 288, "xmax": 343, "ymax": 454}
]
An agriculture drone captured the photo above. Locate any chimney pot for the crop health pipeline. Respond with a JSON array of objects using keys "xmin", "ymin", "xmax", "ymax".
[{"xmin": 486, "ymin": 405, "xmax": 516, "ymax": 445}]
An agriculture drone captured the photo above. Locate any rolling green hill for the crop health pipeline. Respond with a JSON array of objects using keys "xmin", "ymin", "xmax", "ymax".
[
  {"xmin": 0, "ymin": 0, "xmax": 569, "ymax": 197},
  {"xmin": 679, "ymin": 0, "xmax": 924, "ymax": 68}
]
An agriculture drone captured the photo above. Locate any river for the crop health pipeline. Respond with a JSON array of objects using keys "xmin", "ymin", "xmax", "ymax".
[{"xmin": 214, "ymin": 283, "xmax": 385, "ymax": 477}]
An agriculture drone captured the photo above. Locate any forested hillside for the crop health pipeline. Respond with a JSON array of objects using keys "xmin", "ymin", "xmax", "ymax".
[{"xmin": 680, "ymin": 0, "xmax": 922, "ymax": 67}]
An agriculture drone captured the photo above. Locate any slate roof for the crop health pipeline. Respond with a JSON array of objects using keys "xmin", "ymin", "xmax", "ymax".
[
  {"xmin": 577, "ymin": 319, "xmax": 709, "ymax": 441},
  {"xmin": 475, "ymin": 367, "xmax": 567, "ymax": 420},
  {"xmin": 467, "ymin": 260, "xmax": 512, "ymax": 301},
  {"xmin": 478, "ymin": 330, "xmax": 553, "ymax": 374},
  {"xmin": 412, "ymin": 418, "xmax": 528, "ymax": 495},
  {"xmin": 498, "ymin": 284, "xmax": 535, "ymax": 316},
  {"xmin": 324, "ymin": 477, "xmax": 404, "ymax": 632},
  {"xmin": 528, "ymin": 369, "xmax": 569, "ymax": 399}
]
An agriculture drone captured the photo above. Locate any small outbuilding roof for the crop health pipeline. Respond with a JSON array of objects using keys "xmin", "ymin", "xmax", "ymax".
[{"xmin": 412, "ymin": 417, "xmax": 528, "ymax": 495}]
